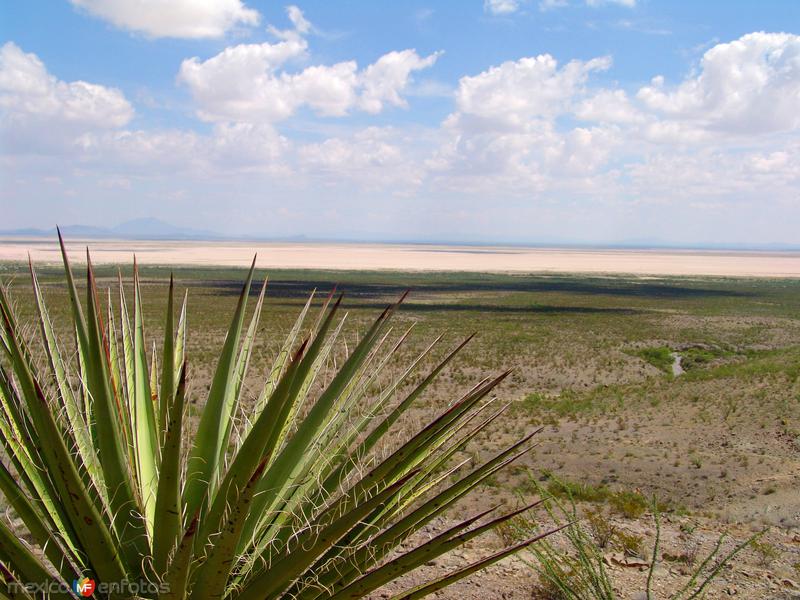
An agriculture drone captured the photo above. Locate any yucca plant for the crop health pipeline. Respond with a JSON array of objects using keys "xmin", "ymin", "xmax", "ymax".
[{"xmin": 0, "ymin": 233, "xmax": 557, "ymax": 599}]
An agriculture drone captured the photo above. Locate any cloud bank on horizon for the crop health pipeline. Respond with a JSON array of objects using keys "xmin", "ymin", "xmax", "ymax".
[{"xmin": 1, "ymin": 0, "xmax": 798, "ymax": 245}]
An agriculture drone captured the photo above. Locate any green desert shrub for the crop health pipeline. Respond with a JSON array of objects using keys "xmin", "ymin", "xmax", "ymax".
[
  {"xmin": 542, "ymin": 474, "xmax": 651, "ymax": 520},
  {"xmin": 607, "ymin": 490, "xmax": 649, "ymax": 520},
  {"xmin": 545, "ymin": 477, "xmax": 610, "ymax": 504},
  {"xmin": 635, "ymin": 346, "xmax": 674, "ymax": 374},
  {"xmin": 584, "ymin": 509, "xmax": 615, "ymax": 549},
  {"xmin": 0, "ymin": 234, "xmax": 556, "ymax": 599}
]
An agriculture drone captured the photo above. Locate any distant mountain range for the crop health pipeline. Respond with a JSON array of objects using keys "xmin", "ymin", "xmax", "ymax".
[
  {"xmin": 1, "ymin": 218, "xmax": 797, "ymax": 250},
  {"xmin": 0, "ymin": 218, "xmax": 221, "ymax": 240}
]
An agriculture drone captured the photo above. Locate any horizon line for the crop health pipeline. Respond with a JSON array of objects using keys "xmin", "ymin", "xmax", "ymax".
[{"xmin": 1, "ymin": 231, "xmax": 799, "ymax": 253}]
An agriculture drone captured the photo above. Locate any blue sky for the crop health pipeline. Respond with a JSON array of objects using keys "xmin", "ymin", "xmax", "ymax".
[{"xmin": 1, "ymin": 0, "xmax": 799, "ymax": 246}]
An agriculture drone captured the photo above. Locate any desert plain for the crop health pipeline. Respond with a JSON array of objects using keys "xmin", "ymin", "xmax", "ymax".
[{"xmin": 1, "ymin": 240, "xmax": 799, "ymax": 598}]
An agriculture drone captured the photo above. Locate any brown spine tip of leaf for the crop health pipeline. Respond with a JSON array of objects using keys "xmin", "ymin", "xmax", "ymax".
[{"xmin": 292, "ymin": 337, "xmax": 310, "ymax": 363}]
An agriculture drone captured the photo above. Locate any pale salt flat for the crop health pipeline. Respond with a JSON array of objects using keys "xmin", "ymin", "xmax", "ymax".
[{"xmin": 1, "ymin": 238, "xmax": 799, "ymax": 278}]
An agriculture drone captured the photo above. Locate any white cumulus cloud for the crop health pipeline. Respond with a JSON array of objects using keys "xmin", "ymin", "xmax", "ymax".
[
  {"xmin": 286, "ymin": 5, "xmax": 311, "ymax": 34},
  {"xmin": 539, "ymin": 0, "xmax": 568, "ymax": 10},
  {"xmin": 0, "ymin": 42, "xmax": 132, "ymax": 128},
  {"xmin": 299, "ymin": 127, "xmax": 424, "ymax": 189},
  {"xmin": 484, "ymin": 0, "xmax": 521, "ymax": 15},
  {"xmin": 178, "ymin": 36, "xmax": 314, "ymax": 122},
  {"xmin": 637, "ymin": 32, "xmax": 800, "ymax": 135},
  {"xmin": 541, "ymin": 0, "xmax": 636, "ymax": 9},
  {"xmin": 427, "ymin": 53, "xmax": 620, "ymax": 195},
  {"xmin": 358, "ymin": 50, "xmax": 442, "ymax": 113},
  {"xmin": 575, "ymin": 89, "xmax": 644, "ymax": 123},
  {"xmin": 70, "ymin": 0, "xmax": 260, "ymax": 39},
  {"xmin": 0, "ymin": 42, "xmax": 133, "ymax": 153},
  {"xmin": 455, "ymin": 54, "xmax": 612, "ymax": 124},
  {"xmin": 178, "ymin": 7, "xmax": 440, "ymax": 123},
  {"xmin": 586, "ymin": 0, "xmax": 636, "ymax": 7}
]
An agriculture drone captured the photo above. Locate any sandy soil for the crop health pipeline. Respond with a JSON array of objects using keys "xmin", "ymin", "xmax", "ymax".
[{"xmin": 2, "ymin": 238, "xmax": 800, "ymax": 277}]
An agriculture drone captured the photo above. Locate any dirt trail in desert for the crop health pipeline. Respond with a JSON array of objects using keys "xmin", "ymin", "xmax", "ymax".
[{"xmin": 2, "ymin": 238, "xmax": 800, "ymax": 277}]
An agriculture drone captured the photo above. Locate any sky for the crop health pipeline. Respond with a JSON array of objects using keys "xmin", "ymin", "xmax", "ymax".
[{"xmin": 1, "ymin": 0, "xmax": 799, "ymax": 246}]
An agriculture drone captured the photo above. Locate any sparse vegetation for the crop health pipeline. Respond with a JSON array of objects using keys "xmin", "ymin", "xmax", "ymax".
[
  {"xmin": 0, "ymin": 258, "xmax": 797, "ymax": 597},
  {"xmin": 542, "ymin": 475, "xmax": 650, "ymax": 519},
  {"xmin": 680, "ymin": 346, "xmax": 734, "ymax": 371},
  {"xmin": 635, "ymin": 346, "xmax": 674, "ymax": 374},
  {"xmin": 608, "ymin": 490, "xmax": 649, "ymax": 520},
  {"xmin": 613, "ymin": 529, "xmax": 644, "ymax": 558},
  {"xmin": 585, "ymin": 509, "xmax": 616, "ymax": 549},
  {"xmin": 750, "ymin": 538, "xmax": 781, "ymax": 567},
  {"xmin": 520, "ymin": 494, "xmax": 761, "ymax": 600}
]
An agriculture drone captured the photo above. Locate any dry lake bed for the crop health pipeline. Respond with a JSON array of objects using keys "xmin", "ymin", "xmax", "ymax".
[{"xmin": 2, "ymin": 237, "xmax": 800, "ymax": 277}]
